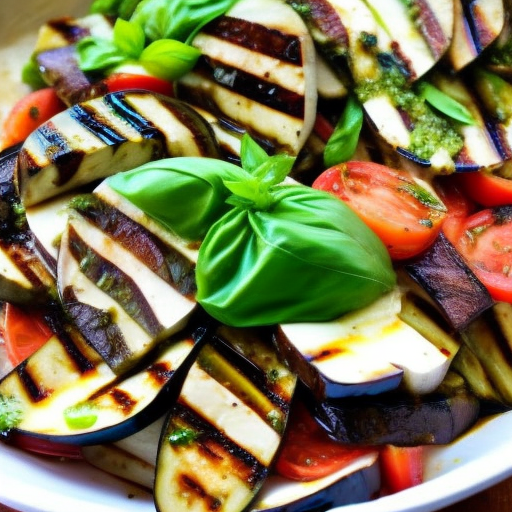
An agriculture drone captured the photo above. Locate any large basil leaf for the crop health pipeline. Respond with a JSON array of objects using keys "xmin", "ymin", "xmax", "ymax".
[
  {"xmin": 196, "ymin": 185, "xmax": 396, "ymax": 327},
  {"xmin": 107, "ymin": 157, "xmax": 241, "ymax": 241}
]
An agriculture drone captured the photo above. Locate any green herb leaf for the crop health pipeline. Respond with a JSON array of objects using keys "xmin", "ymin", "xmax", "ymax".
[
  {"xmin": 0, "ymin": 394, "xmax": 22, "ymax": 432},
  {"xmin": 76, "ymin": 36, "xmax": 128, "ymax": 72},
  {"xmin": 139, "ymin": 39, "xmax": 201, "ymax": 80},
  {"xmin": 130, "ymin": 0, "xmax": 240, "ymax": 43},
  {"xmin": 168, "ymin": 427, "xmax": 199, "ymax": 446},
  {"xmin": 240, "ymin": 133, "xmax": 269, "ymax": 173},
  {"xmin": 418, "ymin": 82, "xmax": 476, "ymax": 125},
  {"xmin": 90, "ymin": 0, "xmax": 142, "ymax": 19},
  {"xmin": 113, "ymin": 18, "xmax": 146, "ymax": 58},
  {"xmin": 64, "ymin": 402, "xmax": 98, "ymax": 430},
  {"xmin": 196, "ymin": 185, "xmax": 396, "ymax": 326},
  {"xmin": 323, "ymin": 94, "xmax": 364, "ymax": 168},
  {"xmin": 21, "ymin": 58, "xmax": 47, "ymax": 89},
  {"xmin": 107, "ymin": 157, "xmax": 240, "ymax": 241}
]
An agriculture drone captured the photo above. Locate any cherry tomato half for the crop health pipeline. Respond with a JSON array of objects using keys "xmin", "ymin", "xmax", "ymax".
[
  {"xmin": 102, "ymin": 73, "xmax": 175, "ymax": 97},
  {"xmin": 313, "ymin": 162, "xmax": 447, "ymax": 260},
  {"xmin": 456, "ymin": 170, "xmax": 512, "ymax": 207},
  {"xmin": 454, "ymin": 206, "xmax": 512, "ymax": 302}
]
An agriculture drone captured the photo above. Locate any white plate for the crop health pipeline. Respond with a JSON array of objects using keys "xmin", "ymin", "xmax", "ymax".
[{"xmin": 2, "ymin": 1, "xmax": 512, "ymax": 511}]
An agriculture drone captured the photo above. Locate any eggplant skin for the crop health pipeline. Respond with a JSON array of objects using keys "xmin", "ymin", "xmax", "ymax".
[
  {"xmin": 405, "ymin": 232, "xmax": 494, "ymax": 331},
  {"xmin": 308, "ymin": 384, "xmax": 480, "ymax": 447}
]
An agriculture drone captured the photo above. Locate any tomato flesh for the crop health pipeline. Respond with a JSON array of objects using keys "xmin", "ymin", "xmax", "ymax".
[
  {"xmin": 456, "ymin": 171, "xmax": 512, "ymax": 207},
  {"xmin": 3, "ymin": 303, "xmax": 53, "ymax": 366},
  {"xmin": 454, "ymin": 207, "xmax": 512, "ymax": 302},
  {"xmin": 275, "ymin": 402, "xmax": 374, "ymax": 482},
  {"xmin": 102, "ymin": 73, "xmax": 175, "ymax": 97},
  {"xmin": 379, "ymin": 445, "xmax": 424, "ymax": 493},
  {"xmin": 313, "ymin": 162, "xmax": 447, "ymax": 260}
]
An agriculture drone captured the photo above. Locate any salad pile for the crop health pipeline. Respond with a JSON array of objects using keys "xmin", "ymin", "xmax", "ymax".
[{"xmin": 0, "ymin": 0, "xmax": 512, "ymax": 511}]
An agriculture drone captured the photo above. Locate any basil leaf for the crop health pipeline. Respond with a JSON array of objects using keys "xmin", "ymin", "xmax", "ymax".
[
  {"xmin": 323, "ymin": 94, "xmax": 364, "ymax": 168},
  {"xmin": 76, "ymin": 36, "xmax": 128, "ymax": 72},
  {"xmin": 107, "ymin": 157, "xmax": 241, "ymax": 241},
  {"xmin": 241, "ymin": 132, "xmax": 269, "ymax": 173},
  {"xmin": 130, "ymin": 0, "xmax": 239, "ymax": 43},
  {"xmin": 196, "ymin": 185, "xmax": 396, "ymax": 327},
  {"xmin": 113, "ymin": 18, "xmax": 145, "ymax": 58},
  {"xmin": 21, "ymin": 58, "xmax": 46, "ymax": 89},
  {"xmin": 90, "ymin": 0, "xmax": 142, "ymax": 19},
  {"xmin": 418, "ymin": 82, "xmax": 476, "ymax": 125},
  {"xmin": 139, "ymin": 39, "xmax": 201, "ymax": 80}
]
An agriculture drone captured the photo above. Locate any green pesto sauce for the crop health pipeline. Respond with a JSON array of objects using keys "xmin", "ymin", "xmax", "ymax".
[
  {"xmin": 355, "ymin": 66, "xmax": 464, "ymax": 161},
  {"xmin": 487, "ymin": 38, "xmax": 512, "ymax": 67}
]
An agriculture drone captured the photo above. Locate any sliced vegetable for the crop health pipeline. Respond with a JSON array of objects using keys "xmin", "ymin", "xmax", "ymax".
[
  {"xmin": 312, "ymin": 161, "xmax": 447, "ymax": 260},
  {"xmin": 0, "ymin": 88, "xmax": 65, "ymax": 150},
  {"xmin": 275, "ymin": 401, "xmax": 375, "ymax": 481},
  {"xmin": 379, "ymin": 445, "xmax": 423, "ymax": 493},
  {"xmin": 154, "ymin": 327, "xmax": 296, "ymax": 512},
  {"xmin": 3, "ymin": 303, "xmax": 53, "ymax": 366},
  {"xmin": 404, "ymin": 232, "xmax": 494, "ymax": 331},
  {"xmin": 456, "ymin": 171, "xmax": 512, "ymax": 208},
  {"xmin": 276, "ymin": 288, "xmax": 452, "ymax": 399},
  {"xmin": 453, "ymin": 206, "xmax": 512, "ymax": 302}
]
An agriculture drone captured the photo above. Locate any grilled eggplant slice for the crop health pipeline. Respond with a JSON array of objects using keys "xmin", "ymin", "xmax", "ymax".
[
  {"xmin": 0, "ymin": 307, "xmax": 209, "ymax": 444},
  {"xmin": 0, "ymin": 146, "xmax": 56, "ymax": 303},
  {"xmin": 448, "ymin": 0, "xmax": 505, "ymax": 72},
  {"xmin": 312, "ymin": 372, "xmax": 480, "ymax": 446},
  {"xmin": 177, "ymin": 0, "xmax": 317, "ymax": 156},
  {"xmin": 154, "ymin": 328, "xmax": 297, "ymax": 512},
  {"xmin": 33, "ymin": 14, "xmax": 114, "ymax": 106},
  {"xmin": 276, "ymin": 288, "xmax": 452, "ymax": 400},
  {"xmin": 57, "ymin": 181, "xmax": 198, "ymax": 373},
  {"xmin": 17, "ymin": 90, "xmax": 220, "ymax": 207},
  {"xmin": 404, "ymin": 232, "xmax": 494, "ymax": 331}
]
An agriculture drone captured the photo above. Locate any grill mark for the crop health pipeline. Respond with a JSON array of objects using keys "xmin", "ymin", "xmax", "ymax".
[
  {"xmin": 106, "ymin": 388, "xmax": 137, "ymax": 414},
  {"xmin": 307, "ymin": 346, "xmax": 345, "ymax": 363},
  {"xmin": 203, "ymin": 16, "xmax": 303, "ymax": 65},
  {"xmin": 147, "ymin": 361, "xmax": 175, "ymax": 386},
  {"xmin": 69, "ymin": 103, "xmax": 128, "ymax": 146},
  {"xmin": 73, "ymin": 196, "xmax": 197, "ymax": 298},
  {"xmin": 412, "ymin": 0, "xmax": 448, "ymax": 59},
  {"xmin": 179, "ymin": 475, "xmax": 223, "ymax": 511},
  {"xmin": 67, "ymin": 224, "xmax": 164, "ymax": 337},
  {"xmin": 173, "ymin": 402, "xmax": 267, "ymax": 487},
  {"xmin": 103, "ymin": 92, "xmax": 164, "ymax": 142},
  {"xmin": 16, "ymin": 361, "xmax": 50, "ymax": 402},
  {"xmin": 33, "ymin": 121, "xmax": 85, "ymax": 185},
  {"xmin": 158, "ymin": 100, "xmax": 216, "ymax": 157},
  {"xmin": 47, "ymin": 18, "xmax": 91, "ymax": 43},
  {"xmin": 193, "ymin": 56, "xmax": 305, "ymax": 118},
  {"xmin": 62, "ymin": 286, "xmax": 132, "ymax": 372}
]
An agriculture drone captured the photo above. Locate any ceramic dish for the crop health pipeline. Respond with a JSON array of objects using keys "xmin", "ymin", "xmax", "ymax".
[{"xmin": 2, "ymin": 1, "xmax": 512, "ymax": 511}]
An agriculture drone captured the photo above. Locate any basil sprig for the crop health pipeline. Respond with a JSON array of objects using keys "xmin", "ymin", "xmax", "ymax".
[
  {"xmin": 130, "ymin": 0, "xmax": 240, "ymax": 44},
  {"xmin": 77, "ymin": 18, "xmax": 201, "ymax": 81},
  {"xmin": 417, "ymin": 82, "xmax": 476, "ymax": 125},
  {"xmin": 108, "ymin": 135, "xmax": 396, "ymax": 327},
  {"xmin": 323, "ymin": 94, "xmax": 364, "ymax": 168}
]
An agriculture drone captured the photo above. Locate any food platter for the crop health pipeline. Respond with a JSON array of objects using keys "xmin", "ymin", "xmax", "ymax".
[{"xmin": 2, "ymin": 0, "xmax": 512, "ymax": 511}]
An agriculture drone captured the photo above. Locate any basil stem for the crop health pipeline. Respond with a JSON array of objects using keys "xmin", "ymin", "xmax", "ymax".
[
  {"xmin": 418, "ymin": 82, "xmax": 476, "ymax": 125},
  {"xmin": 323, "ymin": 94, "xmax": 364, "ymax": 168}
]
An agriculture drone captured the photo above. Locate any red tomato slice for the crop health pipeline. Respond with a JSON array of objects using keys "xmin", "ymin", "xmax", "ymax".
[
  {"xmin": 313, "ymin": 113, "xmax": 334, "ymax": 143},
  {"xmin": 275, "ymin": 402, "xmax": 374, "ymax": 482},
  {"xmin": 3, "ymin": 303, "xmax": 53, "ymax": 366},
  {"xmin": 102, "ymin": 73, "xmax": 175, "ymax": 97},
  {"xmin": 312, "ymin": 162, "xmax": 447, "ymax": 260},
  {"xmin": 0, "ymin": 88, "xmax": 65, "ymax": 150},
  {"xmin": 453, "ymin": 206, "xmax": 512, "ymax": 302},
  {"xmin": 379, "ymin": 445, "xmax": 424, "ymax": 493},
  {"xmin": 456, "ymin": 170, "xmax": 512, "ymax": 207},
  {"xmin": 433, "ymin": 175, "xmax": 476, "ymax": 244}
]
